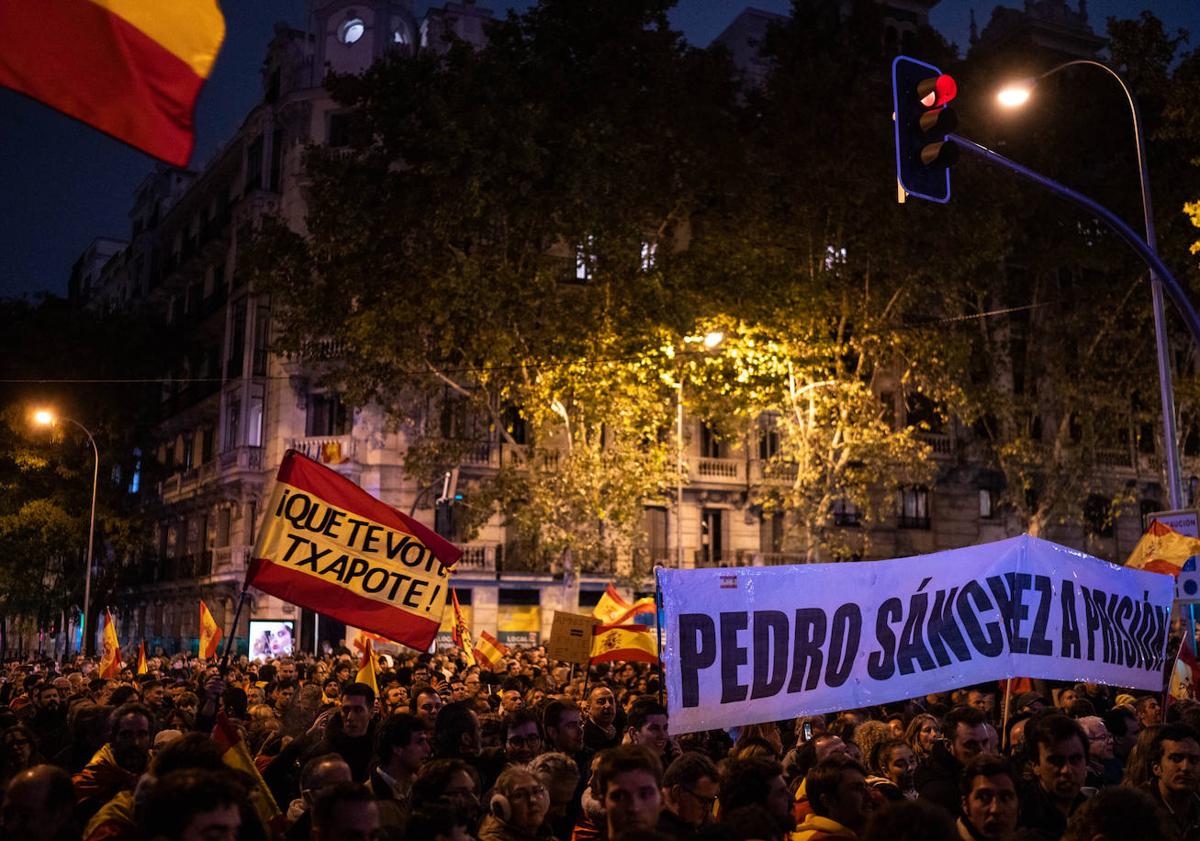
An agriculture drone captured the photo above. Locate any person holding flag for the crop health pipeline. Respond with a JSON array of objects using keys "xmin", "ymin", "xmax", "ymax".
[
  {"xmin": 199, "ymin": 599, "xmax": 223, "ymax": 660},
  {"xmin": 98, "ymin": 609, "xmax": 122, "ymax": 679},
  {"xmin": 452, "ymin": 588, "xmax": 477, "ymax": 667},
  {"xmin": 355, "ymin": 636, "xmax": 381, "ymax": 698}
]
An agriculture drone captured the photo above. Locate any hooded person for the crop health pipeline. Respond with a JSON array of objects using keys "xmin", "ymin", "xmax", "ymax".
[{"xmin": 72, "ymin": 703, "xmax": 154, "ymax": 825}]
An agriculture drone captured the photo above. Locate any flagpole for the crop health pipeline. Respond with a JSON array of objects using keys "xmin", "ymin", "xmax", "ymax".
[
  {"xmin": 220, "ymin": 587, "xmax": 250, "ymax": 670},
  {"xmin": 654, "ymin": 568, "xmax": 665, "ymax": 707},
  {"xmin": 1001, "ymin": 678, "xmax": 1013, "ymax": 751}
]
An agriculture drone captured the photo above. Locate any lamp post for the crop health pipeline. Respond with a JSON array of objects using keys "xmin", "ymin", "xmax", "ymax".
[
  {"xmin": 34, "ymin": 410, "xmax": 99, "ymax": 657},
  {"xmin": 675, "ymin": 331, "xmax": 724, "ymax": 568},
  {"xmin": 997, "ymin": 60, "xmax": 1184, "ymax": 509}
]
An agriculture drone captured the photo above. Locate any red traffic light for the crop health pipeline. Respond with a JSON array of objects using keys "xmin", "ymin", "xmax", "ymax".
[{"xmin": 918, "ymin": 74, "xmax": 957, "ymax": 108}]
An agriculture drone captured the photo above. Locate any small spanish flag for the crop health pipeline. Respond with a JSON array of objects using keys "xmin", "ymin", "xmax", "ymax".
[
  {"xmin": 593, "ymin": 584, "xmax": 656, "ymax": 627},
  {"xmin": 354, "ymin": 637, "xmax": 379, "ymax": 696},
  {"xmin": 199, "ymin": 599, "xmax": 223, "ymax": 660},
  {"xmin": 1125, "ymin": 520, "xmax": 1200, "ymax": 576},
  {"xmin": 136, "ymin": 641, "xmax": 148, "ymax": 676},
  {"xmin": 98, "ymin": 609, "xmax": 121, "ymax": 678},
  {"xmin": 590, "ymin": 623, "xmax": 658, "ymax": 665},
  {"xmin": 0, "ymin": 1, "xmax": 226, "ymax": 166},
  {"xmin": 212, "ymin": 712, "xmax": 284, "ymax": 835},
  {"xmin": 451, "ymin": 589, "xmax": 476, "ymax": 667},
  {"xmin": 473, "ymin": 630, "xmax": 509, "ymax": 670}
]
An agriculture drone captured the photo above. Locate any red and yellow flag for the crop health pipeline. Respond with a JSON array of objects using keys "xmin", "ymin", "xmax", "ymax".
[
  {"xmin": 0, "ymin": 1, "xmax": 225, "ymax": 166},
  {"xmin": 473, "ymin": 630, "xmax": 509, "ymax": 670},
  {"xmin": 212, "ymin": 712, "xmax": 284, "ymax": 834},
  {"xmin": 590, "ymin": 623, "xmax": 658, "ymax": 665},
  {"xmin": 98, "ymin": 609, "xmax": 121, "ymax": 678},
  {"xmin": 136, "ymin": 641, "xmax": 147, "ymax": 676},
  {"xmin": 593, "ymin": 584, "xmax": 656, "ymax": 627},
  {"xmin": 246, "ymin": 450, "xmax": 462, "ymax": 652},
  {"xmin": 199, "ymin": 599, "xmax": 223, "ymax": 659},
  {"xmin": 1125, "ymin": 520, "xmax": 1200, "ymax": 576},
  {"xmin": 354, "ymin": 637, "xmax": 380, "ymax": 697},
  {"xmin": 451, "ymin": 589, "xmax": 477, "ymax": 667}
]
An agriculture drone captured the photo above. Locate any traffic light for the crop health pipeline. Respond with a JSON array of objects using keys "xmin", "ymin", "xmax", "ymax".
[{"xmin": 892, "ymin": 56, "xmax": 958, "ymax": 203}]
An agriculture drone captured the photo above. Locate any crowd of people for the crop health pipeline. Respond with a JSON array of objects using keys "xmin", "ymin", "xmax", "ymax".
[{"xmin": 0, "ymin": 643, "xmax": 1197, "ymax": 841}]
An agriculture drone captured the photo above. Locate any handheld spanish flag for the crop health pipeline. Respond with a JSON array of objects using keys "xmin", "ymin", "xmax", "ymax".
[
  {"xmin": 1125, "ymin": 520, "xmax": 1200, "ymax": 576},
  {"xmin": 199, "ymin": 599, "xmax": 223, "ymax": 659},
  {"xmin": 136, "ymin": 641, "xmax": 147, "ymax": 676},
  {"xmin": 98, "ymin": 609, "xmax": 121, "ymax": 678},
  {"xmin": 451, "ymin": 589, "xmax": 477, "ymax": 667},
  {"xmin": 593, "ymin": 584, "xmax": 656, "ymax": 627},
  {"xmin": 245, "ymin": 450, "xmax": 462, "ymax": 652},
  {"xmin": 590, "ymin": 623, "xmax": 659, "ymax": 665},
  {"xmin": 354, "ymin": 636, "xmax": 380, "ymax": 697},
  {"xmin": 212, "ymin": 711, "xmax": 284, "ymax": 835},
  {"xmin": 0, "ymin": 1, "xmax": 226, "ymax": 166},
  {"xmin": 473, "ymin": 630, "xmax": 509, "ymax": 670}
]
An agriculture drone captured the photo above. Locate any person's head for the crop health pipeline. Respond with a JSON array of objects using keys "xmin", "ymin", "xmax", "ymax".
[
  {"xmin": 413, "ymin": 759, "xmax": 481, "ymax": 819},
  {"xmin": 140, "ymin": 768, "xmax": 244, "ymax": 841},
  {"xmin": 1061, "ymin": 785, "xmax": 1174, "ymax": 841},
  {"xmin": 405, "ymin": 803, "xmax": 471, "ymax": 841},
  {"xmin": 412, "ymin": 685, "xmax": 442, "ymax": 723},
  {"xmin": 504, "ymin": 708, "xmax": 542, "ymax": 764},
  {"xmin": 941, "ymin": 706, "xmax": 989, "ymax": 765},
  {"xmin": 661, "ymin": 751, "xmax": 719, "ymax": 827},
  {"xmin": 491, "ymin": 766, "xmax": 549, "ymax": 833},
  {"xmin": 959, "ymin": 754, "xmax": 1019, "ymax": 841},
  {"xmin": 587, "ymin": 685, "xmax": 617, "ymax": 727},
  {"xmin": 595, "ymin": 744, "xmax": 663, "ymax": 837},
  {"xmin": 528, "ymin": 752, "xmax": 581, "ymax": 820},
  {"xmin": 720, "ymin": 754, "xmax": 792, "ymax": 832},
  {"xmin": 1136, "ymin": 695, "xmax": 1162, "ymax": 727},
  {"xmin": 904, "ymin": 713, "xmax": 940, "ymax": 756},
  {"xmin": 1150, "ymin": 722, "xmax": 1200, "ymax": 799},
  {"xmin": 870, "ymin": 739, "xmax": 916, "ymax": 790},
  {"xmin": 276, "ymin": 659, "xmax": 297, "ymax": 682},
  {"xmin": 0, "ymin": 765, "xmax": 77, "ymax": 841},
  {"xmin": 434, "ymin": 701, "xmax": 481, "ymax": 758},
  {"xmin": 272, "ymin": 680, "xmax": 297, "ymax": 709},
  {"xmin": 464, "ymin": 671, "xmax": 482, "ymax": 697},
  {"xmin": 543, "ymin": 699, "xmax": 584, "ymax": 754},
  {"xmin": 1103, "ymin": 706, "xmax": 1140, "ymax": 759},
  {"xmin": 340, "ymin": 683, "xmax": 375, "ymax": 739},
  {"xmin": 311, "ymin": 782, "xmax": 380, "ymax": 841},
  {"xmin": 322, "ymin": 678, "xmax": 342, "ymax": 700},
  {"xmin": 626, "ymin": 698, "xmax": 670, "ymax": 756},
  {"xmin": 375, "ymin": 713, "xmax": 430, "ymax": 777},
  {"xmin": 1077, "ymin": 716, "xmax": 1113, "ymax": 762},
  {"xmin": 806, "ymin": 756, "xmax": 871, "ymax": 833},
  {"xmin": 108, "ymin": 702, "xmax": 153, "ymax": 774},
  {"xmin": 1026, "ymin": 714, "xmax": 1087, "ymax": 805},
  {"xmin": 33, "ymin": 684, "xmax": 62, "ymax": 714},
  {"xmin": 246, "ymin": 685, "xmax": 265, "ymax": 706},
  {"xmin": 966, "ymin": 688, "xmax": 993, "ymax": 716},
  {"xmin": 300, "ymin": 754, "xmax": 353, "ymax": 809},
  {"xmin": 499, "ymin": 682, "xmax": 524, "ymax": 714},
  {"xmin": 143, "ymin": 680, "xmax": 166, "ymax": 707}
]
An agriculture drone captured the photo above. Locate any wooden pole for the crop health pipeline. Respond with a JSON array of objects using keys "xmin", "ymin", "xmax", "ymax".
[{"xmin": 1001, "ymin": 678, "xmax": 1013, "ymax": 751}]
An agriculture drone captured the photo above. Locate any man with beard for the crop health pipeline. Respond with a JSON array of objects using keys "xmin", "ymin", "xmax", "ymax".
[
  {"xmin": 582, "ymin": 685, "xmax": 619, "ymax": 752},
  {"xmin": 71, "ymin": 703, "xmax": 153, "ymax": 825},
  {"xmin": 1144, "ymin": 722, "xmax": 1200, "ymax": 841},
  {"xmin": 1018, "ymin": 714, "xmax": 1089, "ymax": 841},
  {"xmin": 958, "ymin": 754, "xmax": 1020, "ymax": 841},
  {"xmin": 22, "ymin": 684, "xmax": 70, "ymax": 761}
]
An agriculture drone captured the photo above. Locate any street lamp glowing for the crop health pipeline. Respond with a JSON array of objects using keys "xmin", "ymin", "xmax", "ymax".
[
  {"xmin": 702, "ymin": 331, "xmax": 724, "ymax": 349},
  {"xmin": 997, "ymin": 84, "xmax": 1032, "ymax": 108},
  {"xmin": 33, "ymin": 409, "xmax": 55, "ymax": 426}
]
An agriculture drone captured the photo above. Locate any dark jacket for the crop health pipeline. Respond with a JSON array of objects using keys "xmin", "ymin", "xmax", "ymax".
[
  {"xmin": 1017, "ymin": 780, "xmax": 1085, "ymax": 841},
  {"xmin": 582, "ymin": 717, "xmax": 619, "ymax": 753},
  {"xmin": 914, "ymin": 742, "xmax": 963, "ymax": 816}
]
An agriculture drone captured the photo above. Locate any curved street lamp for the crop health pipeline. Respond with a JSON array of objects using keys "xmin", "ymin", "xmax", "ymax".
[
  {"xmin": 996, "ymin": 60, "xmax": 1184, "ymax": 509},
  {"xmin": 33, "ymin": 409, "xmax": 99, "ymax": 657}
]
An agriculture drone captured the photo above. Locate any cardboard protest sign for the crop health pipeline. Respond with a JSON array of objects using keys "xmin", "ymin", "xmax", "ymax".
[
  {"xmin": 659, "ymin": 535, "xmax": 1173, "ymax": 734},
  {"xmin": 546, "ymin": 611, "xmax": 600, "ymax": 665},
  {"xmin": 246, "ymin": 450, "xmax": 462, "ymax": 651}
]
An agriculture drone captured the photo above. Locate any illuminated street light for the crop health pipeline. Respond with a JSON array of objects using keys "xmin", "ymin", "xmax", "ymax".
[
  {"xmin": 676, "ymin": 330, "xmax": 725, "ymax": 568},
  {"xmin": 995, "ymin": 83, "xmax": 1032, "ymax": 108},
  {"xmin": 33, "ymin": 409, "xmax": 99, "ymax": 657}
]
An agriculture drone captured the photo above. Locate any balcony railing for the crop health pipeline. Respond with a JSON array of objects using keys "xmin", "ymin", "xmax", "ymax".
[
  {"xmin": 219, "ymin": 446, "xmax": 264, "ymax": 472},
  {"xmin": 751, "ymin": 459, "xmax": 798, "ymax": 484},
  {"xmin": 456, "ymin": 544, "xmax": 499, "ymax": 573},
  {"xmin": 917, "ymin": 431, "xmax": 954, "ymax": 457},
  {"xmin": 213, "ymin": 545, "xmax": 250, "ymax": 573},
  {"xmin": 696, "ymin": 456, "xmax": 741, "ymax": 482},
  {"xmin": 289, "ymin": 435, "xmax": 356, "ymax": 465}
]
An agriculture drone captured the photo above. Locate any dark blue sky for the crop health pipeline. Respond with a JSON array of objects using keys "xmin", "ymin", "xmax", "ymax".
[{"xmin": 0, "ymin": 0, "xmax": 1196, "ymax": 300}]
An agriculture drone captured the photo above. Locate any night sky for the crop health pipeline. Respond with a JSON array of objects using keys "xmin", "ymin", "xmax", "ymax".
[{"xmin": 0, "ymin": 0, "xmax": 1197, "ymax": 300}]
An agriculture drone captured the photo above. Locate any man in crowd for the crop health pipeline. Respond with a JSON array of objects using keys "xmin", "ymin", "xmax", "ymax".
[
  {"xmin": 1144, "ymin": 722, "xmax": 1200, "ymax": 841},
  {"xmin": 1019, "ymin": 713, "xmax": 1089, "ymax": 840},
  {"xmin": 582, "ymin": 685, "xmax": 619, "ymax": 751},
  {"xmin": 595, "ymin": 744, "xmax": 663, "ymax": 839},
  {"xmin": 478, "ymin": 765, "xmax": 551, "ymax": 841},
  {"xmin": 916, "ymin": 705, "xmax": 989, "ymax": 815},
  {"xmin": 958, "ymin": 754, "xmax": 1020, "ymax": 841},
  {"xmin": 626, "ymin": 698, "xmax": 671, "ymax": 765},
  {"xmin": 658, "ymin": 751, "xmax": 719, "ymax": 838},
  {"xmin": 794, "ymin": 756, "xmax": 871, "ymax": 841},
  {"xmin": 1, "ymin": 765, "xmax": 79, "ymax": 841},
  {"xmin": 72, "ymin": 703, "xmax": 153, "ymax": 824},
  {"xmin": 311, "ymin": 781, "xmax": 381, "ymax": 841},
  {"xmin": 285, "ymin": 754, "xmax": 351, "ymax": 841}
]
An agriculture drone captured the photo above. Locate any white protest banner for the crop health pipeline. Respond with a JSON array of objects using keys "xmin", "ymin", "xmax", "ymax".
[{"xmin": 658, "ymin": 535, "xmax": 1173, "ymax": 734}]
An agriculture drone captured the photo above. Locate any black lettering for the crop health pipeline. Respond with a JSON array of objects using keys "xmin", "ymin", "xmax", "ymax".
[
  {"xmin": 281, "ymin": 533, "xmax": 309, "ymax": 562},
  {"xmin": 319, "ymin": 553, "xmax": 349, "ymax": 581},
  {"xmin": 400, "ymin": 542, "xmax": 429, "ymax": 569},
  {"xmin": 926, "ymin": 586, "xmax": 972, "ymax": 667},
  {"xmin": 897, "ymin": 591, "xmax": 935, "ymax": 675},
  {"xmin": 868, "ymin": 598, "xmax": 902, "ymax": 680},
  {"xmin": 283, "ymin": 492, "xmax": 313, "ymax": 530},
  {"xmin": 787, "ymin": 608, "xmax": 827, "ymax": 693},
  {"xmin": 1080, "ymin": 585, "xmax": 1100, "ymax": 661},
  {"xmin": 346, "ymin": 517, "xmax": 369, "ymax": 546},
  {"xmin": 957, "ymin": 581, "xmax": 1004, "ymax": 657},
  {"xmin": 387, "ymin": 571, "xmax": 411, "ymax": 600},
  {"xmin": 678, "ymin": 614, "xmax": 717, "ymax": 708},
  {"xmin": 322, "ymin": 508, "xmax": 345, "ymax": 538},
  {"xmin": 719, "ymin": 612, "xmax": 749, "ymax": 704},
  {"xmin": 403, "ymin": 578, "xmax": 428, "ymax": 609},
  {"xmin": 1060, "ymin": 581, "xmax": 1081, "ymax": 660},
  {"xmin": 362, "ymin": 524, "xmax": 383, "ymax": 553},
  {"xmin": 363, "ymin": 568, "xmax": 389, "ymax": 593},
  {"xmin": 1029, "ymin": 575, "xmax": 1053, "ymax": 656},
  {"xmin": 750, "ymin": 610, "xmax": 790, "ymax": 700},
  {"xmin": 825, "ymin": 604, "xmax": 861, "ymax": 688},
  {"xmin": 344, "ymin": 557, "xmax": 369, "ymax": 586},
  {"xmin": 1116, "ymin": 596, "xmax": 1135, "ymax": 667},
  {"xmin": 386, "ymin": 532, "xmax": 410, "ymax": 559},
  {"xmin": 274, "ymin": 487, "xmax": 291, "ymax": 516}
]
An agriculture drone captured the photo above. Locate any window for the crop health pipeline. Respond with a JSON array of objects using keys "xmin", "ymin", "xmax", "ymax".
[
  {"xmin": 268, "ymin": 128, "xmax": 283, "ymax": 193},
  {"xmin": 701, "ymin": 508, "xmax": 724, "ymax": 565},
  {"xmin": 328, "ymin": 113, "xmax": 354, "ymax": 148},
  {"xmin": 575, "ymin": 237, "xmax": 595, "ymax": 282},
  {"xmin": 760, "ymin": 512, "xmax": 784, "ymax": 553},
  {"xmin": 247, "ymin": 385, "xmax": 265, "ymax": 447},
  {"xmin": 306, "ymin": 393, "xmax": 350, "ymax": 437},
  {"xmin": 699, "ymin": 423, "xmax": 722, "ymax": 458},
  {"xmin": 246, "ymin": 136, "xmax": 263, "ymax": 192},
  {"xmin": 338, "ymin": 18, "xmax": 365, "ymax": 44},
  {"xmin": 224, "ymin": 398, "xmax": 241, "ymax": 451},
  {"xmin": 252, "ymin": 304, "xmax": 270, "ymax": 376},
  {"xmin": 227, "ymin": 299, "xmax": 247, "ymax": 378},
  {"xmin": 201, "ymin": 426, "xmax": 215, "ymax": 464},
  {"xmin": 979, "ymin": 488, "xmax": 996, "ymax": 519},
  {"xmin": 1084, "ymin": 494, "xmax": 1114, "ymax": 538},
  {"xmin": 502, "ymin": 406, "xmax": 527, "ymax": 445},
  {"xmin": 758, "ymin": 418, "xmax": 780, "ymax": 460},
  {"xmin": 644, "ymin": 507, "xmax": 669, "ymax": 562},
  {"xmin": 215, "ymin": 507, "xmax": 231, "ymax": 548},
  {"xmin": 182, "ymin": 433, "xmax": 195, "ymax": 470},
  {"xmin": 898, "ymin": 486, "xmax": 930, "ymax": 529},
  {"xmin": 640, "ymin": 242, "xmax": 657, "ymax": 271},
  {"xmin": 832, "ymin": 498, "xmax": 860, "ymax": 527}
]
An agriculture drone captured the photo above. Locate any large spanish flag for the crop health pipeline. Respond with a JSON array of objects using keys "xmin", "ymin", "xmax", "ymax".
[
  {"xmin": 1125, "ymin": 519, "xmax": 1200, "ymax": 576},
  {"xmin": 0, "ymin": 1, "xmax": 226, "ymax": 166},
  {"xmin": 247, "ymin": 450, "xmax": 462, "ymax": 652},
  {"xmin": 592, "ymin": 583, "xmax": 656, "ymax": 627}
]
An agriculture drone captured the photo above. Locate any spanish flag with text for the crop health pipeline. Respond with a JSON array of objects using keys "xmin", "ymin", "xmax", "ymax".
[
  {"xmin": 246, "ymin": 450, "xmax": 462, "ymax": 652},
  {"xmin": 0, "ymin": 1, "xmax": 225, "ymax": 166}
]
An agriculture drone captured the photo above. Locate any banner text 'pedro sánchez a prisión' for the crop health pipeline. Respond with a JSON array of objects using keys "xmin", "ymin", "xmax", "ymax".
[
  {"xmin": 247, "ymin": 450, "xmax": 461, "ymax": 651},
  {"xmin": 658, "ymin": 536, "xmax": 1173, "ymax": 734}
]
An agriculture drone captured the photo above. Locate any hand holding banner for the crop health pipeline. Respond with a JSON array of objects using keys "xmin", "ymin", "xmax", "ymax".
[{"xmin": 659, "ymin": 535, "xmax": 1173, "ymax": 734}]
